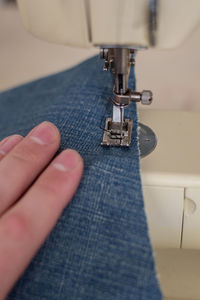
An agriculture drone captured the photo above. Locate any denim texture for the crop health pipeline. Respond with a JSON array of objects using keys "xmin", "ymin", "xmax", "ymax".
[{"xmin": 0, "ymin": 56, "xmax": 162, "ymax": 299}]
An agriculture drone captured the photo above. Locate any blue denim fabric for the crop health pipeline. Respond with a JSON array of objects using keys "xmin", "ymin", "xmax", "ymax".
[{"xmin": 0, "ymin": 56, "xmax": 162, "ymax": 300}]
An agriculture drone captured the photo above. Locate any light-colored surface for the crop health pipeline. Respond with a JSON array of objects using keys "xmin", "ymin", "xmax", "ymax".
[
  {"xmin": 0, "ymin": 6, "xmax": 98, "ymax": 92},
  {"xmin": 17, "ymin": 0, "xmax": 90, "ymax": 47},
  {"xmin": 91, "ymin": 0, "xmax": 200, "ymax": 48},
  {"xmin": 140, "ymin": 109, "xmax": 200, "ymax": 298},
  {"xmin": 157, "ymin": 0, "xmax": 200, "ymax": 48},
  {"xmin": 18, "ymin": 0, "xmax": 200, "ymax": 48},
  {"xmin": 143, "ymin": 186, "xmax": 184, "ymax": 248},
  {"xmin": 140, "ymin": 110, "xmax": 200, "ymax": 187},
  {"xmin": 140, "ymin": 110, "xmax": 200, "ymax": 251},
  {"xmin": 140, "ymin": 109, "xmax": 200, "ymax": 299},
  {"xmin": 90, "ymin": 0, "xmax": 148, "ymax": 47},
  {"xmin": 156, "ymin": 249, "xmax": 200, "ymax": 299},
  {"xmin": 136, "ymin": 29, "xmax": 200, "ymax": 111},
  {"xmin": 182, "ymin": 188, "xmax": 200, "ymax": 249}
]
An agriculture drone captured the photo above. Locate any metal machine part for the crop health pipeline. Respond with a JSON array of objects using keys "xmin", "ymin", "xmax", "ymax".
[
  {"xmin": 102, "ymin": 118, "xmax": 133, "ymax": 147},
  {"xmin": 100, "ymin": 47, "xmax": 157, "ymax": 156},
  {"xmin": 138, "ymin": 123, "xmax": 157, "ymax": 157}
]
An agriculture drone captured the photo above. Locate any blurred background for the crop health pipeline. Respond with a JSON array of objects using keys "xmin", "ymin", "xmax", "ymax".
[{"xmin": 1, "ymin": 0, "xmax": 200, "ymax": 111}]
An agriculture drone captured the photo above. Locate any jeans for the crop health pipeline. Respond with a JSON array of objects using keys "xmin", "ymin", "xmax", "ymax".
[{"xmin": 0, "ymin": 56, "xmax": 162, "ymax": 300}]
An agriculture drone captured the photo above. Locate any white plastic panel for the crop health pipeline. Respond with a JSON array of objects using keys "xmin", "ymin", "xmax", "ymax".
[
  {"xmin": 143, "ymin": 186, "xmax": 184, "ymax": 248},
  {"xmin": 140, "ymin": 110, "xmax": 200, "ymax": 188},
  {"xmin": 17, "ymin": 0, "xmax": 200, "ymax": 49},
  {"xmin": 90, "ymin": 0, "xmax": 148, "ymax": 47},
  {"xmin": 90, "ymin": 0, "xmax": 200, "ymax": 48},
  {"xmin": 157, "ymin": 0, "xmax": 200, "ymax": 48},
  {"xmin": 182, "ymin": 188, "xmax": 200, "ymax": 249},
  {"xmin": 17, "ymin": 0, "xmax": 90, "ymax": 47}
]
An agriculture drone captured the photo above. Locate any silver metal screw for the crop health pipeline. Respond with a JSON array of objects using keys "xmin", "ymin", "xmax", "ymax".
[{"xmin": 141, "ymin": 90, "xmax": 153, "ymax": 105}]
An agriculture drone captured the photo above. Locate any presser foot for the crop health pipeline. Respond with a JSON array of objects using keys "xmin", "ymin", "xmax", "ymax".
[
  {"xmin": 101, "ymin": 119, "xmax": 157, "ymax": 157},
  {"xmin": 101, "ymin": 118, "xmax": 133, "ymax": 147},
  {"xmin": 138, "ymin": 123, "xmax": 157, "ymax": 158}
]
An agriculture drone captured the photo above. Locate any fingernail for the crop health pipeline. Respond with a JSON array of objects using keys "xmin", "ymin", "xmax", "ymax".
[
  {"xmin": 0, "ymin": 136, "xmax": 9, "ymax": 147},
  {"xmin": 30, "ymin": 122, "xmax": 59, "ymax": 145},
  {"xmin": 0, "ymin": 135, "xmax": 23, "ymax": 156},
  {"xmin": 53, "ymin": 150, "xmax": 81, "ymax": 172}
]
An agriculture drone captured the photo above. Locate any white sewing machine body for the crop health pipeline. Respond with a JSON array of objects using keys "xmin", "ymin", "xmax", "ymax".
[
  {"xmin": 17, "ymin": 0, "xmax": 200, "ymax": 49},
  {"xmin": 17, "ymin": 0, "xmax": 200, "ymax": 250},
  {"xmin": 140, "ymin": 110, "xmax": 200, "ymax": 250}
]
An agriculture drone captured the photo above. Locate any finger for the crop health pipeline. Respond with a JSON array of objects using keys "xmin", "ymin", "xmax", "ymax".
[
  {"xmin": 0, "ymin": 136, "xmax": 10, "ymax": 160},
  {"xmin": 0, "ymin": 135, "xmax": 23, "ymax": 161},
  {"xmin": 0, "ymin": 149, "xmax": 83, "ymax": 299},
  {"xmin": 0, "ymin": 136, "xmax": 9, "ymax": 146},
  {"xmin": 0, "ymin": 122, "xmax": 60, "ymax": 216}
]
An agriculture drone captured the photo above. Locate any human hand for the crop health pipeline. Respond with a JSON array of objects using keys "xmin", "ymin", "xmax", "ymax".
[{"xmin": 0, "ymin": 122, "xmax": 83, "ymax": 299}]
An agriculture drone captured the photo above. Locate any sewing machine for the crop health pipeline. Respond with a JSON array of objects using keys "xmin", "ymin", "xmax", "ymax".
[
  {"xmin": 16, "ymin": 0, "xmax": 200, "ymax": 249},
  {"xmin": 17, "ymin": 0, "xmax": 200, "ymax": 156}
]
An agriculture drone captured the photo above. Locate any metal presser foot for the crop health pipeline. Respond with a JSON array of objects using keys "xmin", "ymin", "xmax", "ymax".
[{"xmin": 100, "ymin": 47, "xmax": 157, "ymax": 158}]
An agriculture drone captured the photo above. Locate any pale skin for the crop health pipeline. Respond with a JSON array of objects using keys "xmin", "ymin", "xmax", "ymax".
[{"xmin": 0, "ymin": 121, "xmax": 84, "ymax": 299}]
